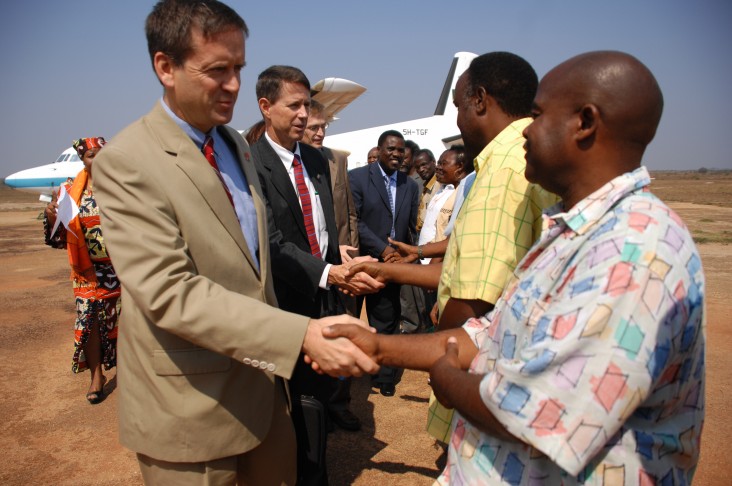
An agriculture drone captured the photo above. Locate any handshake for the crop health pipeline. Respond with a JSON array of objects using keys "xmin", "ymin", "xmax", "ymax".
[{"xmin": 301, "ymin": 315, "xmax": 381, "ymax": 377}]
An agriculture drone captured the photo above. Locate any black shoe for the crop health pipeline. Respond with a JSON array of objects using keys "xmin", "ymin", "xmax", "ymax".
[
  {"xmin": 380, "ymin": 383, "xmax": 396, "ymax": 397},
  {"xmin": 329, "ymin": 408, "xmax": 361, "ymax": 431}
]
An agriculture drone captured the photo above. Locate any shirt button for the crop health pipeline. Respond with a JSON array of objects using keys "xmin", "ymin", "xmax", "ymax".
[
  {"xmin": 259, "ymin": 361, "xmax": 267, "ymax": 369},
  {"xmin": 243, "ymin": 358, "xmax": 251, "ymax": 365},
  {"xmin": 251, "ymin": 359, "xmax": 260, "ymax": 367},
  {"xmin": 267, "ymin": 363, "xmax": 276, "ymax": 372}
]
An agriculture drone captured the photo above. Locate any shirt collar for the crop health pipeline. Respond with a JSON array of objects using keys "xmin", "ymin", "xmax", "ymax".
[
  {"xmin": 377, "ymin": 163, "xmax": 397, "ymax": 183},
  {"xmin": 544, "ymin": 166, "xmax": 652, "ymax": 236},
  {"xmin": 264, "ymin": 132, "xmax": 302, "ymax": 167},
  {"xmin": 160, "ymin": 97, "xmax": 210, "ymax": 148},
  {"xmin": 473, "ymin": 117, "xmax": 532, "ymax": 174}
]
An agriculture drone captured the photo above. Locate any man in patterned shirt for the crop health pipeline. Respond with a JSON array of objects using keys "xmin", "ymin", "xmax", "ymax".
[{"xmin": 329, "ymin": 51, "xmax": 705, "ymax": 484}]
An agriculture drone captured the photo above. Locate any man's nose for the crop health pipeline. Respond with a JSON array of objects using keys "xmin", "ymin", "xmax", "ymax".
[{"xmin": 223, "ymin": 70, "xmax": 240, "ymax": 92}]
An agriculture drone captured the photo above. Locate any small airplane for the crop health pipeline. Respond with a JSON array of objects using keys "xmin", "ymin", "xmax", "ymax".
[
  {"xmin": 4, "ymin": 147, "xmax": 82, "ymax": 201},
  {"xmin": 6, "ymin": 52, "xmax": 476, "ymax": 199},
  {"xmin": 320, "ymin": 51, "xmax": 477, "ymax": 170}
]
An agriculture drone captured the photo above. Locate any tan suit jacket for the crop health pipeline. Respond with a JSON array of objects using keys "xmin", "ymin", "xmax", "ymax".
[
  {"xmin": 321, "ymin": 147, "xmax": 359, "ymax": 247},
  {"xmin": 93, "ymin": 102, "xmax": 310, "ymax": 463}
]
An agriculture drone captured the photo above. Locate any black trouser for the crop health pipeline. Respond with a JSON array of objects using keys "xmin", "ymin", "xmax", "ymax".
[{"xmin": 365, "ymin": 282, "xmax": 401, "ymax": 385}]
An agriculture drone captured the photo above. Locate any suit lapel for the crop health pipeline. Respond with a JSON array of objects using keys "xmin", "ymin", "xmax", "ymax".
[
  {"xmin": 369, "ymin": 163, "xmax": 392, "ymax": 215},
  {"xmin": 255, "ymin": 139, "xmax": 308, "ymax": 239},
  {"xmin": 147, "ymin": 104, "xmax": 259, "ymax": 275}
]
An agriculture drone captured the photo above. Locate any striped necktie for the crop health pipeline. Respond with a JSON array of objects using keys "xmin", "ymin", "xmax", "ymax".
[
  {"xmin": 292, "ymin": 154, "xmax": 322, "ymax": 258},
  {"xmin": 202, "ymin": 136, "xmax": 234, "ymax": 208},
  {"xmin": 384, "ymin": 174, "xmax": 395, "ymax": 239}
]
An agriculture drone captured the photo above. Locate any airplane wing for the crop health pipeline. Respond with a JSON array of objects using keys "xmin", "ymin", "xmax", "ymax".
[{"xmin": 311, "ymin": 78, "xmax": 366, "ymax": 120}]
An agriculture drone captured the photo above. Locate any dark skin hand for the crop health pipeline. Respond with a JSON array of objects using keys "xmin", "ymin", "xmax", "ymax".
[
  {"xmin": 346, "ymin": 261, "xmax": 443, "ymax": 291},
  {"xmin": 438, "ymin": 298, "xmax": 494, "ymax": 330},
  {"xmin": 429, "ymin": 337, "xmax": 515, "ymax": 441},
  {"xmin": 384, "ymin": 237, "xmax": 450, "ymax": 263},
  {"xmin": 44, "ymin": 193, "xmax": 59, "ymax": 227},
  {"xmin": 322, "ymin": 324, "xmax": 516, "ymax": 441}
]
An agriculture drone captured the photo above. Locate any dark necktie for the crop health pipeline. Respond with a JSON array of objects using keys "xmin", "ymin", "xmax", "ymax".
[
  {"xmin": 202, "ymin": 136, "xmax": 234, "ymax": 208},
  {"xmin": 384, "ymin": 174, "xmax": 396, "ymax": 239},
  {"xmin": 292, "ymin": 154, "xmax": 322, "ymax": 258}
]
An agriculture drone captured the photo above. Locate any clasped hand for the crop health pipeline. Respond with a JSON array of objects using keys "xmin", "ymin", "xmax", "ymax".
[{"xmin": 302, "ymin": 315, "xmax": 379, "ymax": 377}]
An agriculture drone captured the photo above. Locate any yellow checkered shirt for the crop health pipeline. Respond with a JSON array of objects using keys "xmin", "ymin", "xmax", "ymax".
[{"xmin": 437, "ymin": 118, "xmax": 559, "ymax": 313}]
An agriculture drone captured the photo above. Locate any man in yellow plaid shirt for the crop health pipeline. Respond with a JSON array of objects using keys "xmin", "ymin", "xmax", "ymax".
[{"xmin": 436, "ymin": 52, "xmax": 559, "ymax": 328}]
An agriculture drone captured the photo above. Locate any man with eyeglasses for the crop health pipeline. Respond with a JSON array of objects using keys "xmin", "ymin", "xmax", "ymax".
[{"xmin": 301, "ymin": 99, "xmax": 363, "ymax": 432}]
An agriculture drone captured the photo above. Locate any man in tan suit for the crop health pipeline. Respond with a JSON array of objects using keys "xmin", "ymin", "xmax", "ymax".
[{"xmin": 93, "ymin": 1, "xmax": 376, "ymax": 485}]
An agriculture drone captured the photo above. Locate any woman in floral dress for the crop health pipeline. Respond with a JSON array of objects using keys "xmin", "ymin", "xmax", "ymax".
[{"xmin": 44, "ymin": 137, "xmax": 120, "ymax": 404}]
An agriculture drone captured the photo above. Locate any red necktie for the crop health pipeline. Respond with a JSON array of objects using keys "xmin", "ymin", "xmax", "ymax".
[
  {"xmin": 292, "ymin": 154, "xmax": 322, "ymax": 258},
  {"xmin": 202, "ymin": 136, "xmax": 235, "ymax": 208}
]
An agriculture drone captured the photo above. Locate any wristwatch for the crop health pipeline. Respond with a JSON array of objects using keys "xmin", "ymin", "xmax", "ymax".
[{"xmin": 417, "ymin": 245, "xmax": 424, "ymax": 260}]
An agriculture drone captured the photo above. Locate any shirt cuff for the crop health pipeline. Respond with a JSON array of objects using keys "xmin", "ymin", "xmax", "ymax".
[{"xmin": 319, "ymin": 263, "xmax": 331, "ymax": 289}]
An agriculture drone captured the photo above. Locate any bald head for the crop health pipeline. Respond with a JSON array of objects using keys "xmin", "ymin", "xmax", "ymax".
[
  {"xmin": 523, "ymin": 51, "xmax": 664, "ymax": 209},
  {"xmin": 547, "ymin": 51, "xmax": 663, "ymax": 148}
]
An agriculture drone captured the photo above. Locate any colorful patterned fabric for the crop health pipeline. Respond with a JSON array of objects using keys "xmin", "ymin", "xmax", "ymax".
[
  {"xmin": 437, "ymin": 118, "xmax": 558, "ymax": 314},
  {"xmin": 73, "ymin": 136, "xmax": 106, "ymax": 158},
  {"xmin": 65, "ymin": 169, "xmax": 97, "ymax": 284},
  {"xmin": 44, "ymin": 183, "xmax": 120, "ymax": 373},
  {"xmin": 437, "ymin": 167, "xmax": 705, "ymax": 485}
]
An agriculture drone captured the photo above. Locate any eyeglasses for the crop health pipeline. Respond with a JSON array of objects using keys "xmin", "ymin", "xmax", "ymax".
[{"xmin": 305, "ymin": 123, "xmax": 328, "ymax": 133}]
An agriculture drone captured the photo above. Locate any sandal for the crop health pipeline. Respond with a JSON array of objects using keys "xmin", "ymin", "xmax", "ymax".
[{"xmin": 86, "ymin": 376, "xmax": 107, "ymax": 404}]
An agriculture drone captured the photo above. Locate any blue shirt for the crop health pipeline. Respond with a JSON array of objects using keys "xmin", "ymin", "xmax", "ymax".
[{"xmin": 161, "ymin": 99, "xmax": 259, "ymax": 270}]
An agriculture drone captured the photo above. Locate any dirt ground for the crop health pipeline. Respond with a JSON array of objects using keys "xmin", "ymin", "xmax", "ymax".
[{"xmin": 0, "ymin": 174, "xmax": 730, "ymax": 485}]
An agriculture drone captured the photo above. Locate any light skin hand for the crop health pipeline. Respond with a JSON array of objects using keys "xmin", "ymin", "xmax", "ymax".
[
  {"xmin": 328, "ymin": 259, "xmax": 385, "ymax": 296},
  {"xmin": 339, "ymin": 245, "xmax": 358, "ymax": 263},
  {"xmin": 302, "ymin": 315, "xmax": 379, "ymax": 377},
  {"xmin": 321, "ymin": 323, "xmax": 381, "ymax": 364}
]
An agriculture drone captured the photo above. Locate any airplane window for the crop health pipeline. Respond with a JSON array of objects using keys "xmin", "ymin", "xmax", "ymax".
[
  {"xmin": 55, "ymin": 154, "xmax": 65, "ymax": 163},
  {"xmin": 70, "ymin": 154, "xmax": 80, "ymax": 162}
]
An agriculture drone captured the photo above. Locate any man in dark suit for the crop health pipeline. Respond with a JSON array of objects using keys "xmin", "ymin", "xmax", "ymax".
[
  {"xmin": 250, "ymin": 65, "xmax": 375, "ymax": 484},
  {"xmin": 91, "ymin": 2, "xmax": 377, "ymax": 485},
  {"xmin": 349, "ymin": 130, "xmax": 419, "ymax": 396}
]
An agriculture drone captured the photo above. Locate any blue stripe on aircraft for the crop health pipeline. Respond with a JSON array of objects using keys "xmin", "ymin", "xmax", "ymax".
[
  {"xmin": 5, "ymin": 177, "xmax": 73, "ymax": 189},
  {"xmin": 5, "ymin": 177, "xmax": 71, "ymax": 188}
]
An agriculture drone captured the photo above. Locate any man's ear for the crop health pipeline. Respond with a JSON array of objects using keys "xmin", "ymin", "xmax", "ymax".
[
  {"xmin": 153, "ymin": 52, "xmax": 176, "ymax": 89},
  {"xmin": 576, "ymin": 104, "xmax": 599, "ymax": 142},
  {"xmin": 473, "ymin": 86, "xmax": 488, "ymax": 114},
  {"xmin": 258, "ymin": 98, "xmax": 271, "ymax": 119}
]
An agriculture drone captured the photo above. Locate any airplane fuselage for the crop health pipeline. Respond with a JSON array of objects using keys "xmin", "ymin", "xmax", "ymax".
[{"xmin": 4, "ymin": 148, "xmax": 81, "ymax": 199}]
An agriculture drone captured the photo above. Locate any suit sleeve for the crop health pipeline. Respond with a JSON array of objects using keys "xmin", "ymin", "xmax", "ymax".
[
  {"xmin": 94, "ymin": 143, "xmax": 309, "ymax": 379},
  {"xmin": 349, "ymin": 169, "xmax": 389, "ymax": 258}
]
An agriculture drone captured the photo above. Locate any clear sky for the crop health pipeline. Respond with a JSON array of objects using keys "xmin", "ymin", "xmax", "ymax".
[{"xmin": 1, "ymin": 0, "xmax": 730, "ymax": 178}]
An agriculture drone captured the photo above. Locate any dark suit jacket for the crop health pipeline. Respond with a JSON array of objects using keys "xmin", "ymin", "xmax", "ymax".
[
  {"xmin": 251, "ymin": 137, "xmax": 342, "ymax": 318},
  {"xmin": 349, "ymin": 162, "xmax": 419, "ymax": 260}
]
